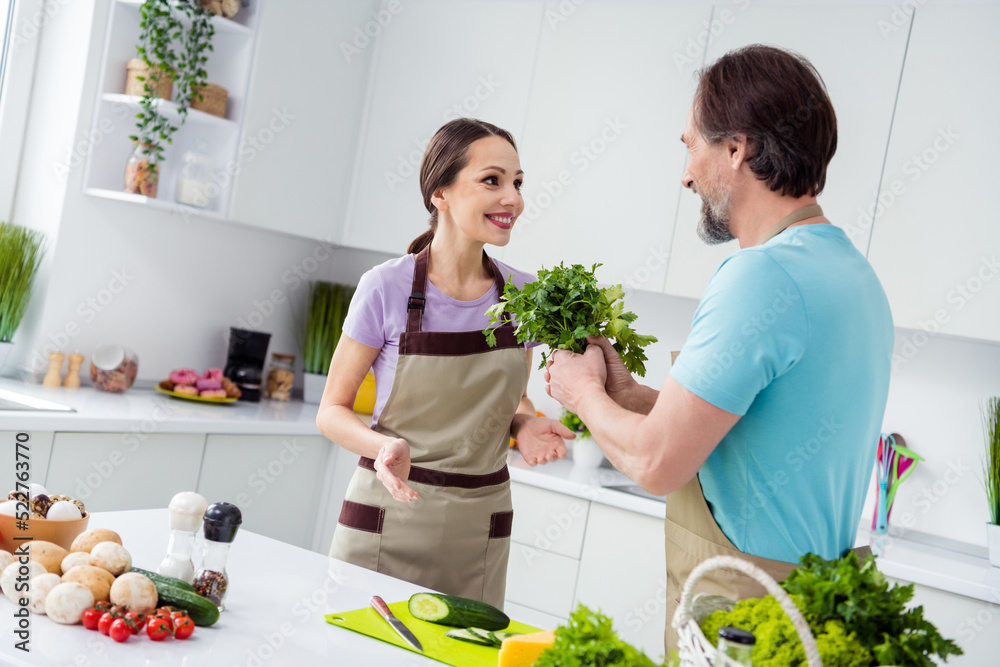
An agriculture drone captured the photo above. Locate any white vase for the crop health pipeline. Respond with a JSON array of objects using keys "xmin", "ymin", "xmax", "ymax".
[
  {"xmin": 302, "ymin": 372, "xmax": 326, "ymax": 405},
  {"xmin": 987, "ymin": 523, "xmax": 1000, "ymax": 567},
  {"xmin": 0, "ymin": 341, "xmax": 13, "ymax": 371},
  {"xmin": 572, "ymin": 435, "xmax": 605, "ymax": 468}
]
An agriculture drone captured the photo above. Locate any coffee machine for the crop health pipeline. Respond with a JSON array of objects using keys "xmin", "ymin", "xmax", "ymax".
[{"xmin": 223, "ymin": 328, "xmax": 271, "ymax": 402}]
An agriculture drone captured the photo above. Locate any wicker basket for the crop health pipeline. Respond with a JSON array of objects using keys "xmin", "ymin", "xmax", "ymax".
[
  {"xmin": 125, "ymin": 58, "xmax": 173, "ymax": 100},
  {"xmin": 190, "ymin": 83, "xmax": 228, "ymax": 118},
  {"xmin": 673, "ymin": 555, "xmax": 822, "ymax": 667}
]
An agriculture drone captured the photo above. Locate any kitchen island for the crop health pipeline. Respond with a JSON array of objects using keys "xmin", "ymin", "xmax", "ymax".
[{"xmin": 0, "ymin": 509, "xmax": 484, "ymax": 666}]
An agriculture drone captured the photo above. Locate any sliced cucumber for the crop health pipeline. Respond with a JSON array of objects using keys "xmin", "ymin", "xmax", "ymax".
[
  {"xmin": 491, "ymin": 630, "xmax": 522, "ymax": 645},
  {"xmin": 445, "ymin": 628, "xmax": 495, "ymax": 647},
  {"xmin": 407, "ymin": 592, "xmax": 510, "ymax": 631},
  {"xmin": 467, "ymin": 627, "xmax": 499, "ymax": 646}
]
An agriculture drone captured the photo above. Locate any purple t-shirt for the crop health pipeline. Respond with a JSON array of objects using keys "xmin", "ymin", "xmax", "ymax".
[{"xmin": 342, "ymin": 253, "xmax": 539, "ymax": 427}]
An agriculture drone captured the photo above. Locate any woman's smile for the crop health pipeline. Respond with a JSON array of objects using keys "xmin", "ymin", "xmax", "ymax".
[{"xmin": 486, "ymin": 212, "xmax": 514, "ymax": 229}]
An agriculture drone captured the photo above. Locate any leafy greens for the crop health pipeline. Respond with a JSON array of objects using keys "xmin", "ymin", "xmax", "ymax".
[
  {"xmin": 535, "ymin": 604, "xmax": 663, "ymax": 667},
  {"xmin": 483, "ymin": 263, "xmax": 657, "ymax": 376}
]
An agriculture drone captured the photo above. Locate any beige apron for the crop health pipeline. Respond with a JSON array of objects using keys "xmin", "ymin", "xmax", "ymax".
[
  {"xmin": 329, "ymin": 246, "xmax": 528, "ymax": 608},
  {"xmin": 664, "ymin": 203, "xmax": 869, "ymax": 650}
]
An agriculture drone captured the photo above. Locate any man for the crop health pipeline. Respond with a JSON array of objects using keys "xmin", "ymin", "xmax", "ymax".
[{"xmin": 545, "ymin": 44, "xmax": 893, "ymax": 649}]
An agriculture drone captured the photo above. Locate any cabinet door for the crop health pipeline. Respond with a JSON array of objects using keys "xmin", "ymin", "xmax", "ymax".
[
  {"xmin": 510, "ymin": 481, "xmax": 589, "ymax": 560},
  {"xmin": 506, "ymin": 542, "xmax": 579, "ymax": 619},
  {"xmin": 341, "ymin": 0, "xmax": 543, "ymax": 255},
  {"xmin": 500, "ymin": 3, "xmax": 709, "ymax": 291},
  {"xmin": 662, "ymin": 6, "xmax": 910, "ymax": 299},
  {"xmin": 45, "ymin": 433, "xmax": 204, "ymax": 512},
  {"xmin": 867, "ymin": 6, "xmax": 1000, "ymax": 342},
  {"xmin": 313, "ymin": 444, "xmax": 360, "ymax": 555},
  {"xmin": 0, "ymin": 431, "xmax": 54, "ymax": 491},
  {"xmin": 228, "ymin": 0, "xmax": 382, "ymax": 240},
  {"xmin": 575, "ymin": 503, "xmax": 667, "ymax": 659},
  {"xmin": 197, "ymin": 434, "xmax": 328, "ymax": 549}
]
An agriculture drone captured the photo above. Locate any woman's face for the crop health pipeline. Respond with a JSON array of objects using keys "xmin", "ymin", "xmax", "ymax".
[{"xmin": 436, "ymin": 135, "xmax": 524, "ymax": 247}]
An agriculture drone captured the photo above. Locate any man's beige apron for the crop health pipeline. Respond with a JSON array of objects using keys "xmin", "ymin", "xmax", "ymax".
[
  {"xmin": 329, "ymin": 246, "xmax": 527, "ymax": 608},
  {"xmin": 664, "ymin": 204, "xmax": 869, "ymax": 650}
]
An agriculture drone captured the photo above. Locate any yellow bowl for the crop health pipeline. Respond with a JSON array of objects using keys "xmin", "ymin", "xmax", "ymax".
[
  {"xmin": 0, "ymin": 505, "xmax": 90, "ymax": 553},
  {"xmin": 353, "ymin": 371, "xmax": 376, "ymax": 414}
]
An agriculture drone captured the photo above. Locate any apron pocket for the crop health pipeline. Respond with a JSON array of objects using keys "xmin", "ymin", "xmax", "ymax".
[
  {"xmin": 338, "ymin": 500, "xmax": 386, "ymax": 534},
  {"xmin": 489, "ymin": 510, "xmax": 513, "ymax": 539},
  {"xmin": 329, "ymin": 500, "xmax": 385, "ymax": 572}
]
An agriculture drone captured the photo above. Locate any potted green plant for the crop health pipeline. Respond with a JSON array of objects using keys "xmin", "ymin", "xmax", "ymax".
[
  {"xmin": 0, "ymin": 222, "xmax": 46, "ymax": 369},
  {"xmin": 302, "ymin": 282, "xmax": 356, "ymax": 405},
  {"xmin": 560, "ymin": 410, "xmax": 604, "ymax": 468},
  {"xmin": 984, "ymin": 396, "xmax": 1000, "ymax": 566},
  {"xmin": 126, "ymin": 0, "xmax": 215, "ymax": 197}
]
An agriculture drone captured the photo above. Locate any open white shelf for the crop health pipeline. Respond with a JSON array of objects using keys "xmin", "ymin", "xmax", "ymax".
[{"xmin": 82, "ymin": 0, "xmax": 261, "ymax": 220}]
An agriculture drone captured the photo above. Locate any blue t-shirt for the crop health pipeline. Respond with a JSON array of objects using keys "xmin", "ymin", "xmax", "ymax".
[{"xmin": 670, "ymin": 224, "xmax": 893, "ymax": 563}]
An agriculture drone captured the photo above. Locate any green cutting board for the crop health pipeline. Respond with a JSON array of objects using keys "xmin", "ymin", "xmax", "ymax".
[{"xmin": 325, "ymin": 600, "xmax": 542, "ymax": 667}]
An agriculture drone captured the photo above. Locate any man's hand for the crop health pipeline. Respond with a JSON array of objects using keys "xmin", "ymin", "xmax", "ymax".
[
  {"xmin": 374, "ymin": 438, "xmax": 418, "ymax": 502},
  {"xmin": 583, "ymin": 336, "xmax": 637, "ymax": 406},
  {"xmin": 545, "ymin": 343, "xmax": 608, "ymax": 413},
  {"xmin": 515, "ymin": 417, "xmax": 573, "ymax": 465}
]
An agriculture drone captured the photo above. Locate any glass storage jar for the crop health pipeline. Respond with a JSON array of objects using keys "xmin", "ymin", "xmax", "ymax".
[
  {"xmin": 124, "ymin": 142, "xmax": 159, "ymax": 197},
  {"xmin": 175, "ymin": 139, "xmax": 213, "ymax": 208},
  {"xmin": 263, "ymin": 353, "xmax": 295, "ymax": 401}
]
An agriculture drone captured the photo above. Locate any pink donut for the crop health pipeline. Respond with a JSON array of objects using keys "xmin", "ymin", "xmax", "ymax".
[
  {"xmin": 196, "ymin": 378, "xmax": 222, "ymax": 391},
  {"xmin": 199, "ymin": 389, "xmax": 228, "ymax": 398},
  {"xmin": 201, "ymin": 368, "xmax": 224, "ymax": 382},
  {"xmin": 173, "ymin": 384, "xmax": 199, "ymax": 396},
  {"xmin": 169, "ymin": 368, "xmax": 199, "ymax": 385}
]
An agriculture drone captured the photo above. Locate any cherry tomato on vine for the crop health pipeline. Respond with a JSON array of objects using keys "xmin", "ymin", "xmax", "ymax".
[
  {"xmin": 173, "ymin": 615, "xmax": 195, "ymax": 640},
  {"xmin": 109, "ymin": 618, "xmax": 132, "ymax": 643},
  {"xmin": 124, "ymin": 611, "xmax": 146, "ymax": 634},
  {"xmin": 98, "ymin": 612, "xmax": 115, "ymax": 636},
  {"xmin": 146, "ymin": 616, "xmax": 171, "ymax": 641},
  {"xmin": 81, "ymin": 608, "xmax": 102, "ymax": 631}
]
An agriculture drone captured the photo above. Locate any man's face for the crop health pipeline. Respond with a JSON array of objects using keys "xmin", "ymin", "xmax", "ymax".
[{"xmin": 680, "ymin": 105, "xmax": 735, "ymax": 245}]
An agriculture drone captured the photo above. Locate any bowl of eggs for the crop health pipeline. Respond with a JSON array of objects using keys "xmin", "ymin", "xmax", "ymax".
[{"xmin": 0, "ymin": 484, "xmax": 89, "ymax": 552}]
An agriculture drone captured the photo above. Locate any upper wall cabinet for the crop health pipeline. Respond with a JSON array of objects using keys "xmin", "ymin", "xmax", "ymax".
[
  {"xmin": 228, "ymin": 0, "xmax": 382, "ymax": 241},
  {"xmin": 340, "ymin": 0, "xmax": 544, "ymax": 256},
  {"xmin": 662, "ymin": 6, "xmax": 910, "ymax": 300},
  {"xmin": 82, "ymin": 0, "xmax": 261, "ymax": 220},
  {"xmin": 867, "ymin": 6, "xmax": 1000, "ymax": 342},
  {"xmin": 497, "ymin": 2, "xmax": 709, "ymax": 289}
]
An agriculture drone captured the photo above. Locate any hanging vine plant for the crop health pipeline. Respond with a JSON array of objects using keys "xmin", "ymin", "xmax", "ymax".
[{"xmin": 129, "ymin": 0, "xmax": 216, "ymax": 170}]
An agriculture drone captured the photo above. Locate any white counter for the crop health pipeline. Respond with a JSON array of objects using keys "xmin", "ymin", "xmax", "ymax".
[{"xmin": 0, "ymin": 509, "xmax": 476, "ymax": 666}]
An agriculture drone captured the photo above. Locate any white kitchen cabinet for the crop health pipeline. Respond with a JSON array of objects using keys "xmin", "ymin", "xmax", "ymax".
[
  {"xmin": 510, "ymin": 481, "xmax": 589, "ymax": 560},
  {"xmin": 500, "ymin": 3, "xmax": 709, "ymax": 291},
  {"xmin": 45, "ymin": 432, "xmax": 204, "ymax": 512},
  {"xmin": 82, "ymin": 0, "xmax": 261, "ymax": 219},
  {"xmin": 197, "ymin": 434, "xmax": 329, "ymax": 549},
  {"xmin": 662, "ymin": 5, "xmax": 911, "ymax": 300},
  {"xmin": 227, "ymin": 0, "xmax": 382, "ymax": 240},
  {"xmin": 575, "ymin": 502, "xmax": 667, "ymax": 660},
  {"xmin": 867, "ymin": 6, "xmax": 1000, "ymax": 342},
  {"xmin": 506, "ymin": 540, "xmax": 580, "ymax": 619},
  {"xmin": 0, "ymin": 431, "xmax": 54, "ymax": 492},
  {"xmin": 885, "ymin": 576, "xmax": 1000, "ymax": 666},
  {"xmin": 313, "ymin": 442, "xmax": 362, "ymax": 555},
  {"xmin": 341, "ymin": 0, "xmax": 544, "ymax": 255}
]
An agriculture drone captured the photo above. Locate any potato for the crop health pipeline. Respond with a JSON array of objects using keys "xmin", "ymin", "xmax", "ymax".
[
  {"xmin": 1, "ymin": 560, "xmax": 46, "ymax": 604},
  {"xmin": 89, "ymin": 542, "xmax": 131, "ymax": 576},
  {"xmin": 109, "ymin": 572, "xmax": 158, "ymax": 614},
  {"xmin": 0, "ymin": 550, "xmax": 14, "ymax": 572},
  {"xmin": 60, "ymin": 565, "xmax": 115, "ymax": 603},
  {"xmin": 25, "ymin": 541, "xmax": 69, "ymax": 576},
  {"xmin": 44, "ymin": 582, "xmax": 94, "ymax": 624},
  {"xmin": 60, "ymin": 552, "xmax": 92, "ymax": 573},
  {"xmin": 28, "ymin": 572, "xmax": 61, "ymax": 614},
  {"xmin": 70, "ymin": 529, "xmax": 123, "ymax": 553}
]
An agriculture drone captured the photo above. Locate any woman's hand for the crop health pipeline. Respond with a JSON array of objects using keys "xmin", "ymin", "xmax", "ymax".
[
  {"xmin": 515, "ymin": 417, "xmax": 573, "ymax": 466},
  {"xmin": 374, "ymin": 438, "xmax": 419, "ymax": 502}
]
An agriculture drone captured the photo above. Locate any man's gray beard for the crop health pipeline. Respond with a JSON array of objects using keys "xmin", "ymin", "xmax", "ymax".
[{"xmin": 696, "ymin": 196, "xmax": 734, "ymax": 245}]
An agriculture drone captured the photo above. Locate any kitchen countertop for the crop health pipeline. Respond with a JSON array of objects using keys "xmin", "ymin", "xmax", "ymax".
[{"xmin": 0, "ymin": 508, "xmax": 515, "ymax": 666}]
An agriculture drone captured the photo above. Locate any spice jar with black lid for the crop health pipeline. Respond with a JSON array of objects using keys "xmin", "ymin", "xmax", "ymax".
[{"xmin": 194, "ymin": 502, "xmax": 242, "ymax": 611}]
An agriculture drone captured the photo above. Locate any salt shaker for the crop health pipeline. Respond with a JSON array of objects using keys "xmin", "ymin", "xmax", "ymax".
[
  {"xmin": 157, "ymin": 491, "xmax": 208, "ymax": 583},
  {"xmin": 716, "ymin": 626, "xmax": 755, "ymax": 666},
  {"xmin": 194, "ymin": 502, "xmax": 242, "ymax": 611},
  {"xmin": 42, "ymin": 352, "xmax": 64, "ymax": 387},
  {"xmin": 63, "ymin": 353, "xmax": 85, "ymax": 389}
]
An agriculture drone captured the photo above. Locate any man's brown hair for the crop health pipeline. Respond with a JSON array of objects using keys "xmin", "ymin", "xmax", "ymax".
[{"xmin": 695, "ymin": 44, "xmax": 837, "ymax": 198}]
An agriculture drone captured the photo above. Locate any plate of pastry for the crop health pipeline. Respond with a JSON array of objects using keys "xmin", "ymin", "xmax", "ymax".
[{"xmin": 156, "ymin": 368, "xmax": 240, "ymax": 403}]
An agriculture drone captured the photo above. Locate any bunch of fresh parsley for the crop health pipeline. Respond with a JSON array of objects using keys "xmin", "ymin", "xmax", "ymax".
[
  {"xmin": 483, "ymin": 263, "xmax": 657, "ymax": 376},
  {"xmin": 535, "ymin": 604, "xmax": 663, "ymax": 667}
]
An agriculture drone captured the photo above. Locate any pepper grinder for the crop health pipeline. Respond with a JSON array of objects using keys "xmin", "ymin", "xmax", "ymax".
[
  {"xmin": 62, "ymin": 353, "xmax": 85, "ymax": 389},
  {"xmin": 157, "ymin": 491, "xmax": 208, "ymax": 584},
  {"xmin": 194, "ymin": 502, "xmax": 242, "ymax": 611},
  {"xmin": 42, "ymin": 352, "xmax": 65, "ymax": 387}
]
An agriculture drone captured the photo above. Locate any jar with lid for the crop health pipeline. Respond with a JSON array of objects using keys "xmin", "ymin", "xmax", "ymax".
[
  {"xmin": 716, "ymin": 626, "xmax": 755, "ymax": 666},
  {"xmin": 263, "ymin": 353, "xmax": 295, "ymax": 401},
  {"xmin": 157, "ymin": 491, "xmax": 208, "ymax": 583},
  {"xmin": 124, "ymin": 142, "xmax": 159, "ymax": 197},
  {"xmin": 175, "ymin": 139, "xmax": 213, "ymax": 208},
  {"xmin": 194, "ymin": 502, "xmax": 242, "ymax": 611}
]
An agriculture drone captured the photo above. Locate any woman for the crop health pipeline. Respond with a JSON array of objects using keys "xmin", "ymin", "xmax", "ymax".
[{"xmin": 318, "ymin": 118, "xmax": 572, "ymax": 607}]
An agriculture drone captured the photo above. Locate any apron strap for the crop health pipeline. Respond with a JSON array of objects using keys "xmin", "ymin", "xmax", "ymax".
[
  {"xmin": 756, "ymin": 204, "xmax": 823, "ymax": 246},
  {"xmin": 406, "ymin": 246, "xmax": 514, "ymax": 334}
]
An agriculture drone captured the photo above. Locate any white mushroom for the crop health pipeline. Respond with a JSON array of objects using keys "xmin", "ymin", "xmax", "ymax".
[
  {"xmin": 28, "ymin": 573, "xmax": 61, "ymax": 614},
  {"xmin": 44, "ymin": 582, "xmax": 95, "ymax": 624},
  {"xmin": 1, "ymin": 560, "xmax": 47, "ymax": 604},
  {"xmin": 89, "ymin": 542, "xmax": 132, "ymax": 577}
]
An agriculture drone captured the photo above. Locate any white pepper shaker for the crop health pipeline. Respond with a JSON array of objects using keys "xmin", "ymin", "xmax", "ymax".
[{"xmin": 157, "ymin": 491, "xmax": 208, "ymax": 583}]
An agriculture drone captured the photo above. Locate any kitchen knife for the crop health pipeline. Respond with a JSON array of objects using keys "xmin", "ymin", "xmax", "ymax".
[{"xmin": 370, "ymin": 595, "xmax": 424, "ymax": 652}]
